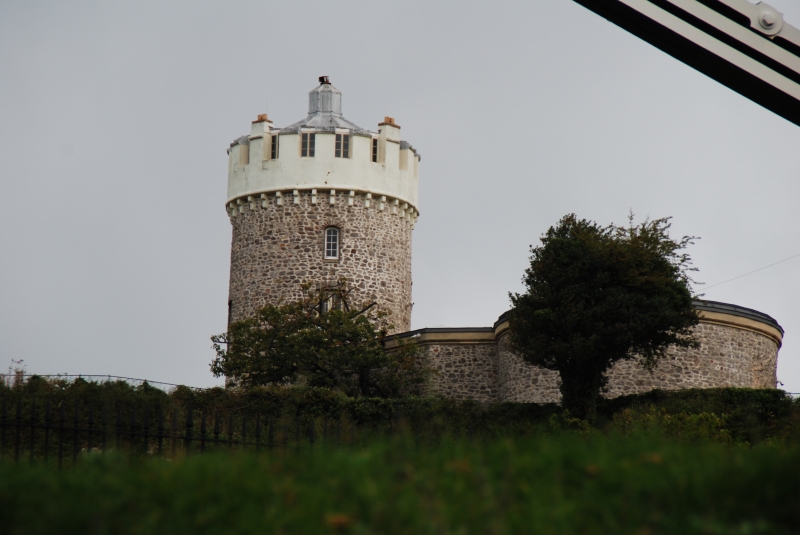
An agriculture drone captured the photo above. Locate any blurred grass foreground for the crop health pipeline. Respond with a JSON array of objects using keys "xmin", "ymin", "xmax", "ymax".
[
  {"xmin": 1, "ymin": 432, "xmax": 800, "ymax": 535},
  {"xmin": 2, "ymin": 378, "xmax": 800, "ymax": 534}
]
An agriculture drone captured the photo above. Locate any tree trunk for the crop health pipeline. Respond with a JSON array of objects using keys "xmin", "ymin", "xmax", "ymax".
[
  {"xmin": 558, "ymin": 364, "xmax": 608, "ymax": 421},
  {"xmin": 358, "ymin": 370, "xmax": 370, "ymax": 397}
]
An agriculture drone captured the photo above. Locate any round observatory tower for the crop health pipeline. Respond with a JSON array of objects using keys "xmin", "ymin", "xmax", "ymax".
[{"xmin": 225, "ymin": 77, "xmax": 420, "ymax": 332}]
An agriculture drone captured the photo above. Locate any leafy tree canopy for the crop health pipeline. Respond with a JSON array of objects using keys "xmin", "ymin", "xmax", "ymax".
[
  {"xmin": 509, "ymin": 214, "xmax": 700, "ymax": 419},
  {"xmin": 210, "ymin": 281, "xmax": 427, "ymax": 398}
]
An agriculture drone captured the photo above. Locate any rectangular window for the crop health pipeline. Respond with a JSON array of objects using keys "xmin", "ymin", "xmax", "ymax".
[
  {"xmin": 270, "ymin": 135, "xmax": 279, "ymax": 159},
  {"xmin": 371, "ymin": 138, "xmax": 378, "ymax": 162},
  {"xmin": 301, "ymin": 133, "xmax": 316, "ymax": 157},
  {"xmin": 325, "ymin": 227, "xmax": 339, "ymax": 259},
  {"xmin": 335, "ymin": 134, "xmax": 350, "ymax": 158}
]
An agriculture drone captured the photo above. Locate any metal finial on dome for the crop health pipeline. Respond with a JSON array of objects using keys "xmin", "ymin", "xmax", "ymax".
[
  {"xmin": 282, "ymin": 77, "xmax": 367, "ymax": 133},
  {"xmin": 308, "ymin": 77, "xmax": 342, "ymax": 115}
]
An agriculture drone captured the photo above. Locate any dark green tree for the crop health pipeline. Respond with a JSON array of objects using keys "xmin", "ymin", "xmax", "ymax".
[
  {"xmin": 509, "ymin": 214, "xmax": 700, "ymax": 419},
  {"xmin": 210, "ymin": 281, "xmax": 428, "ymax": 398}
]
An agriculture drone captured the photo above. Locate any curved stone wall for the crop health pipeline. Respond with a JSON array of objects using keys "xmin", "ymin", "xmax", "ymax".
[
  {"xmin": 228, "ymin": 190, "xmax": 413, "ymax": 332},
  {"xmin": 604, "ymin": 320, "xmax": 780, "ymax": 398},
  {"xmin": 396, "ymin": 301, "xmax": 783, "ymax": 403},
  {"xmin": 496, "ymin": 332, "xmax": 561, "ymax": 403}
]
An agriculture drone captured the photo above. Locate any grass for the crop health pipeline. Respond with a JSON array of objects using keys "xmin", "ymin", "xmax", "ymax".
[{"xmin": 1, "ymin": 432, "xmax": 799, "ymax": 534}]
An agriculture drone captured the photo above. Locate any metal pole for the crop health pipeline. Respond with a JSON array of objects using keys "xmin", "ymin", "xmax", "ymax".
[
  {"xmin": 157, "ymin": 407, "xmax": 164, "ymax": 456},
  {"xmin": 101, "ymin": 404, "xmax": 108, "ymax": 453},
  {"xmin": 58, "ymin": 403, "xmax": 64, "ymax": 470},
  {"xmin": 200, "ymin": 411, "xmax": 207, "ymax": 453},
  {"xmin": 14, "ymin": 397, "xmax": 21, "ymax": 463},
  {"xmin": 44, "ymin": 399, "xmax": 51, "ymax": 464},
  {"xmin": 227, "ymin": 413, "xmax": 234, "ymax": 450},
  {"xmin": 72, "ymin": 403, "xmax": 79, "ymax": 465},
  {"xmin": 185, "ymin": 403, "xmax": 194, "ymax": 455},
  {"xmin": 87, "ymin": 404, "xmax": 94, "ymax": 454},
  {"xmin": 143, "ymin": 407, "xmax": 150, "ymax": 455},
  {"xmin": 129, "ymin": 405, "xmax": 137, "ymax": 456},
  {"xmin": 29, "ymin": 398, "xmax": 37, "ymax": 463},
  {"xmin": 171, "ymin": 410, "xmax": 177, "ymax": 459},
  {"xmin": 254, "ymin": 414, "xmax": 262, "ymax": 453},
  {"xmin": 1, "ymin": 397, "xmax": 7, "ymax": 458},
  {"xmin": 213, "ymin": 412, "xmax": 220, "ymax": 449},
  {"xmin": 116, "ymin": 405, "xmax": 122, "ymax": 452},
  {"xmin": 241, "ymin": 414, "xmax": 247, "ymax": 450}
]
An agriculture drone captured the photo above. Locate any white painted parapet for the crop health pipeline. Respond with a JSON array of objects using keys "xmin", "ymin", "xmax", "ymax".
[{"xmin": 226, "ymin": 78, "xmax": 421, "ymax": 223}]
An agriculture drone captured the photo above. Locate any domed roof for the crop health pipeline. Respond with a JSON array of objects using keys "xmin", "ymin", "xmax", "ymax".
[{"xmin": 282, "ymin": 76, "xmax": 368, "ymax": 134}]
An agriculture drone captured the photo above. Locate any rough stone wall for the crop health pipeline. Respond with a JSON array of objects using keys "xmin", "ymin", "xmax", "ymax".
[
  {"xmin": 228, "ymin": 190, "xmax": 413, "ymax": 332},
  {"xmin": 420, "ymin": 343, "xmax": 497, "ymax": 402},
  {"xmin": 425, "ymin": 322, "xmax": 779, "ymax": 402},
  {"xmin": 496, "ymin": 332, "xmax": 561, "ymax": 403},
  {"xmin": 604, "ymin": 322, "xmax": 779, "ymax": 398}
]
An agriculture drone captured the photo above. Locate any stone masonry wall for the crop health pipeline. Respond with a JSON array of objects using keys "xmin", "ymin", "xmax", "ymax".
[
  {"xmin": 496, "ymin": 332, "xmax": 561, "ymax": 403},
  {"xmin": 423, "ymin": 321, "xmax": 779, "ymax": 403},
  {"xmin": 228, "ymin": 190, "xmax": 413, "ymax": 332},
  {"xmin": 604, "ymin": 322, "xmax": 779, "ymax": 398},
  {"xmin": 421, "ymin": 343, "xmax": 498, "ymax": 402}
]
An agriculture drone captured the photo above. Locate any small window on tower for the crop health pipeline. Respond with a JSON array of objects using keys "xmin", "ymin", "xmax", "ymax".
[
  {"xmin": 301, "ymin": 133, "xmax": 316, "ymax": 157},
  {"xmin": 371, "ymin": 138, "xmax": 378, "ymax": 162},
  {"xmin": 270, "ymin": 135, "xmax": 280, "ymax": 159},
  {"xmin": 335, "ymin": 134, "xmax": 350, "ymax": 158},
  {"xmin": 324, "ymin": 227, "xmax": 339, "ymax": 259}
]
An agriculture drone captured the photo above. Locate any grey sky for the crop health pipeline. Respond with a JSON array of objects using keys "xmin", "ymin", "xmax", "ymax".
[{"xmin": 1, "ymin": 0, "xmax": 798, "ymax": 391}]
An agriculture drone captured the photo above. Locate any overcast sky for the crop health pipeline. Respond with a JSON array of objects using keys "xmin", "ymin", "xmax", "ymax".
[{"xmin": 1, "ymin": 0, "xmax": 798, "ymax": 391}]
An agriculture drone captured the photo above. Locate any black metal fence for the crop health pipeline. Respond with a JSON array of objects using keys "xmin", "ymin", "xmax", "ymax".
[{"xmin": 0, "ymin": 396, "xmax": 372, "ymax": 468}]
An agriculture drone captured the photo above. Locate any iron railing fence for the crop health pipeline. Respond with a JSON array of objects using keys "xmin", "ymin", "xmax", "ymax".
[
  {"xmin": 0, "ymin": 396, "xmax": 391, "ymax": 469},
  {"xmin": 0, "ymin": 374, "xmax": 206, "ymax": 392}
]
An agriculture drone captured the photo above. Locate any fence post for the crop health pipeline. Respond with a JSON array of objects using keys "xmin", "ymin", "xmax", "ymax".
[
  {"xmin": 72, "ymin": 403, "xmax": 79, "ymax": 465},
  {"xmin": 44, "ymin": 399, "xmax": 51, "ymax": 464},
  {"xmin": 170, "ymin": 410, "xmax": 177, "ymax": 459},
  {"xmin": 129, "ymin": 405, "xmax": 137, "ymax": 455},
  {"xmin": 157, "ymin": 407, "xmax": 164, "ymax": 456},
  {"xmin": 184, "ymin": 403, "xmax": 193, "ymax": 455},
  {"xmin": 87, "ymin": 404, "xmax": 94, "ymax": 454},
  {"xmin": 15, "ymin": 397, "xmax": 21, "ymax": 463},
  {"xmin": 213, "ymin": 412, "xmax": 220, "ymax": 449},
  {"xmin": 200, "ymin": 411, "xmax": 207, "ymax": 453},
  {"xmin": 254, "ymin": 414, "xmax": 261, "ymax": 453},
  {"xmin": 101, "ymin": 404, "xmax": 108, "ymax": 453},
  {"xmin": 227, "ymin": 413, "xmax": 234, "ymax": 450},
  {"xmin": 1, "ymin": 397, "xmax": 7, "ymax": 458},
  {"xmin": 143, "ymin": 407, "xmax": 150, "ymax": 455},
  {"xmin": 29, "ymin": 398, "xmax": 37, "ymax": 464},
  {"xmin": 58, "ymin": 403, "xmax": 64, "ymax": 470},
  {"xmin": 116, "ymin": 405, "xmax": 122, "ymax": 452}
]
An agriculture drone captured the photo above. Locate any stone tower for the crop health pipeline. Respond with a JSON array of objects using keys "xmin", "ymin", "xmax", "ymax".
[{"xmin": 226, "ymin": 77, "xmax": 420, "ymax": 332}]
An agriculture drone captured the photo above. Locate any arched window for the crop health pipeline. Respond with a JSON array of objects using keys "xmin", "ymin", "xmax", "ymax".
[{"xmin": 324, "ymin": 227, "xmax": 339, "ymax": 259}]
